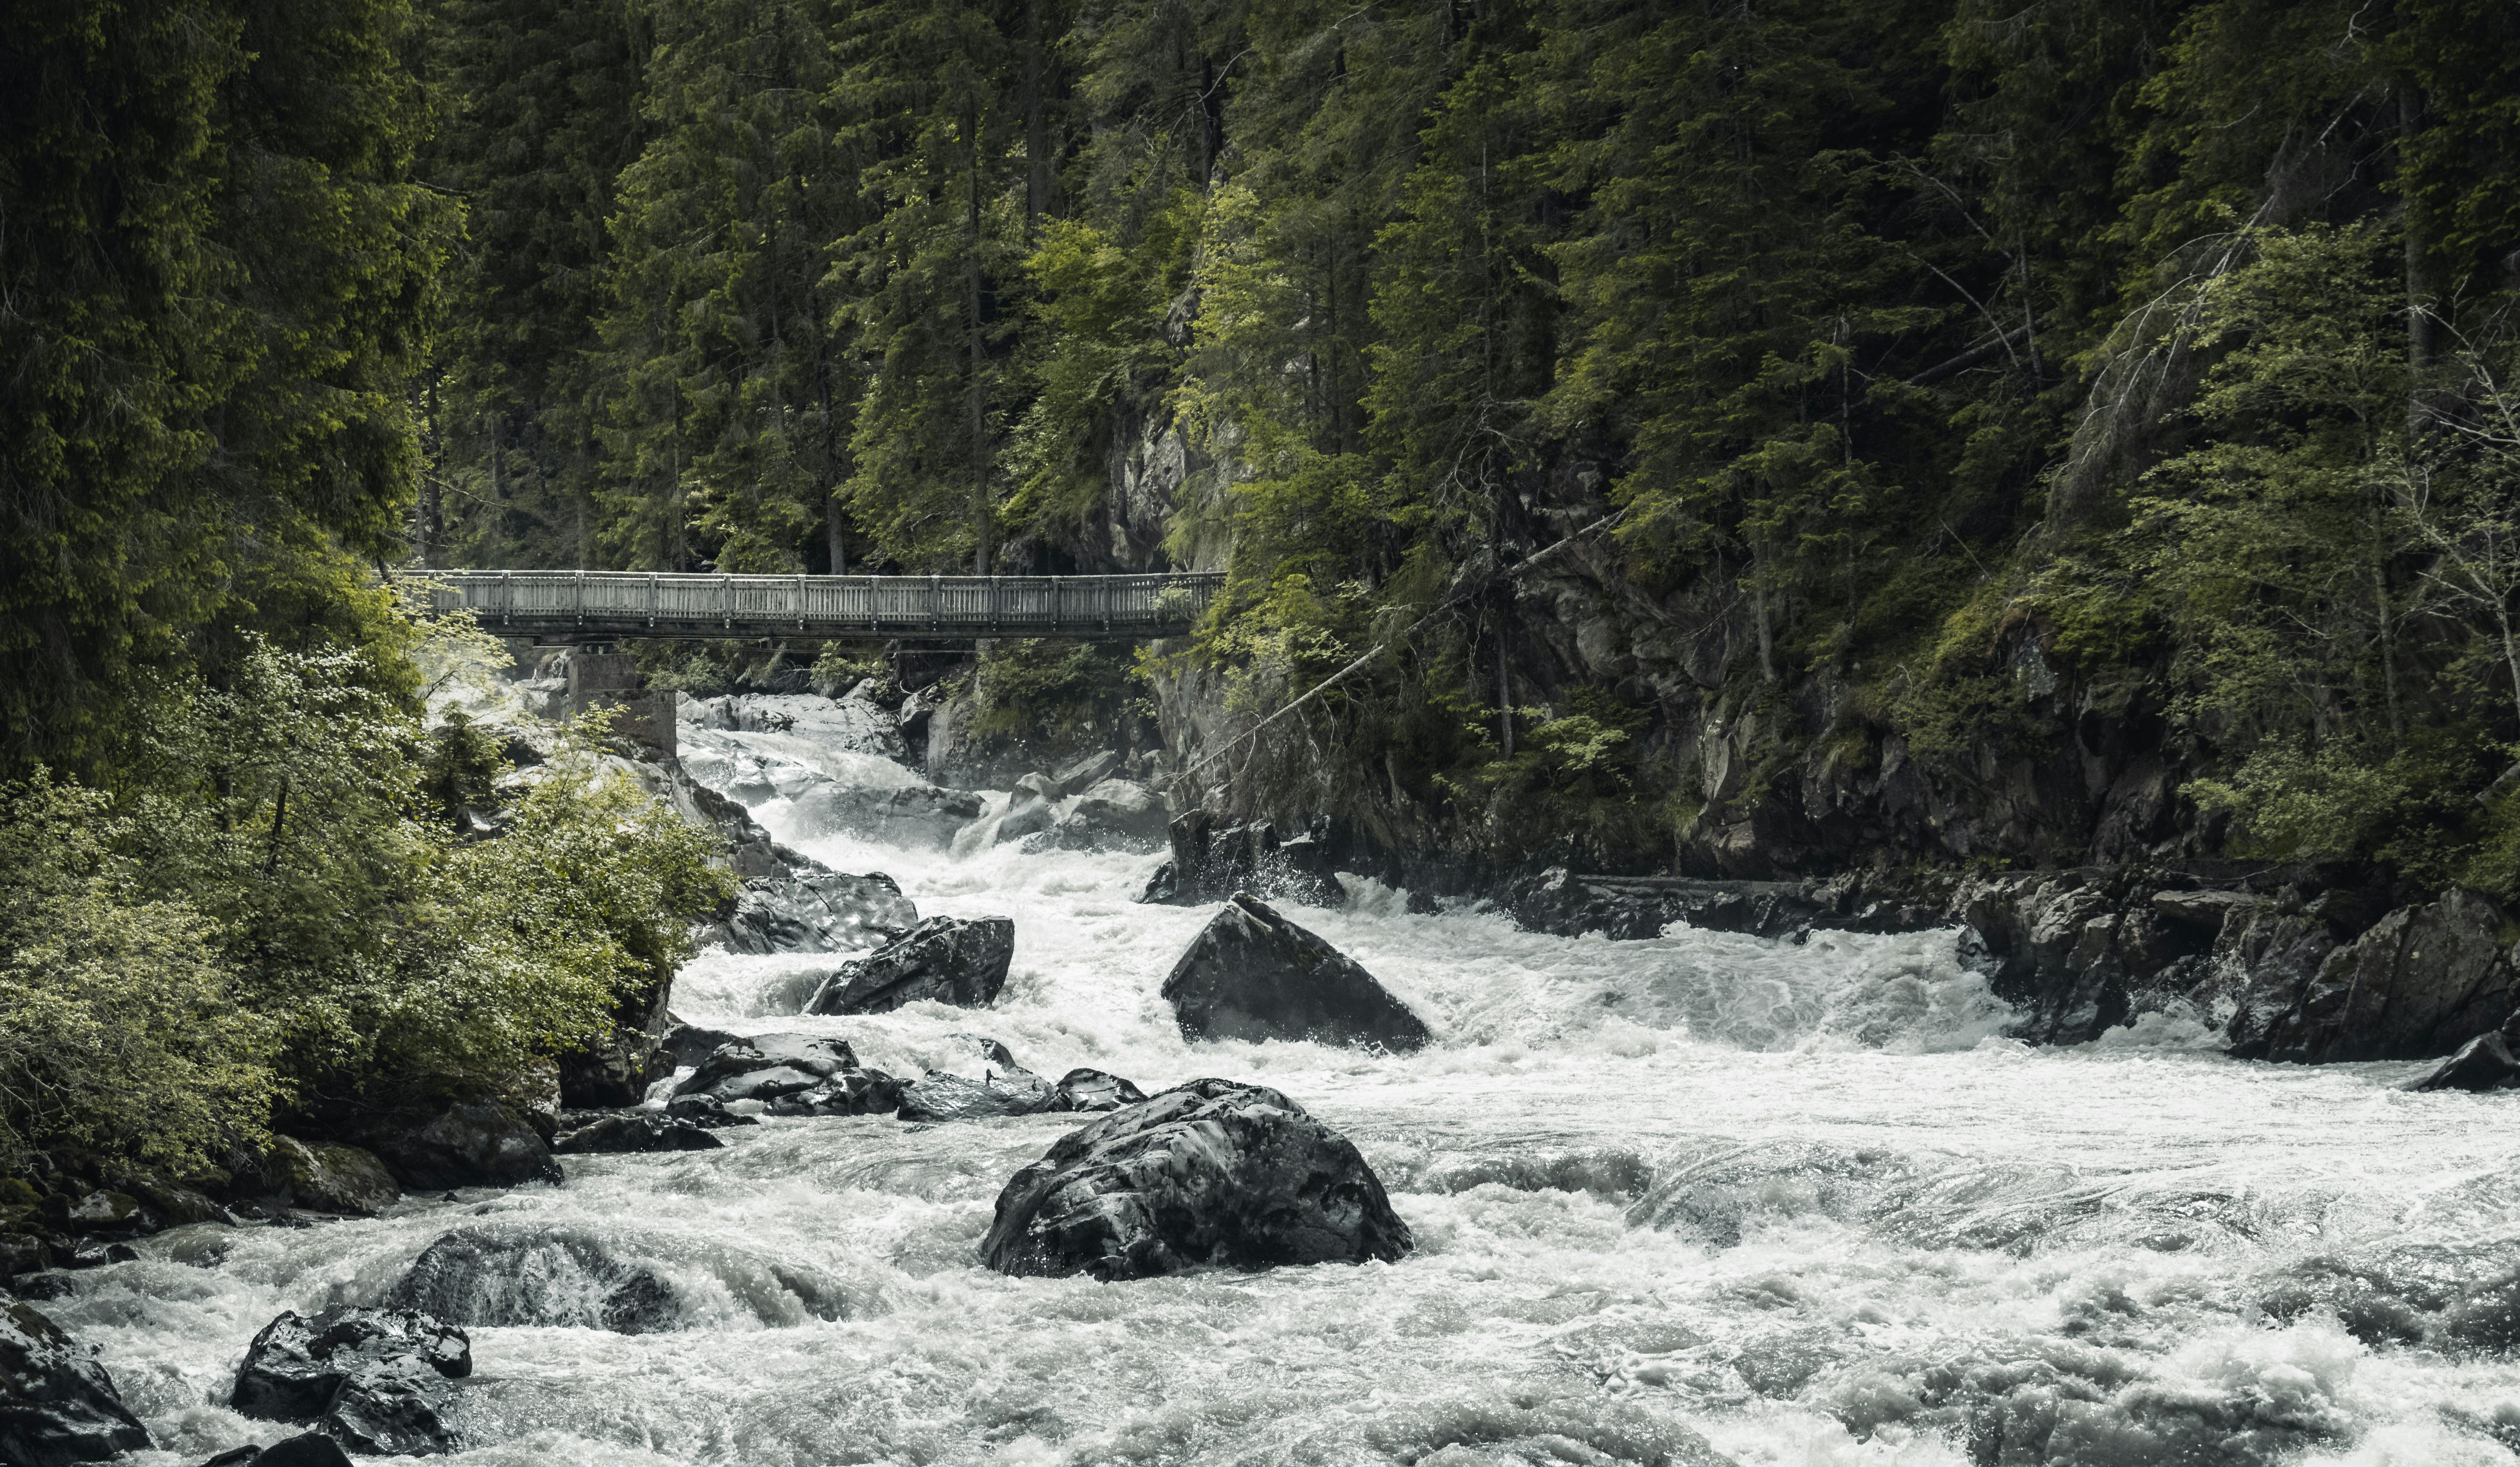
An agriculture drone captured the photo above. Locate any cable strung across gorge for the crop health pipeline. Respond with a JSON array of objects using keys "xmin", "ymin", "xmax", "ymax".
[{"xmin": 1171, "ymin": 508, "xmax": 1630, "ymax": 791}]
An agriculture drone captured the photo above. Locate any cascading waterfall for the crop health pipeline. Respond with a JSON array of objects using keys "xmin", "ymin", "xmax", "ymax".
[{"xmin": 38, "ymin": 716, "xmax": 2520, "ymax": 1467}]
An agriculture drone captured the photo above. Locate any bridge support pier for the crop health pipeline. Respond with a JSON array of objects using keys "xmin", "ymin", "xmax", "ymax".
[{"xmin": 566, "ymin": 649, "xmax": 676, "ymax": 759}]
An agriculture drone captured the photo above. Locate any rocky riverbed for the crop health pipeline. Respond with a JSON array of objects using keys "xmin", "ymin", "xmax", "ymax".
[{"xmin": 11, "ymin": 689, "xmax": 2520, "ymax": 1466}]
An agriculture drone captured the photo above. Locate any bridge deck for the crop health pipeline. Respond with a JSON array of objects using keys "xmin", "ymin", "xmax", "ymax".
[{"xmin": 424, "ymin": 570, "xmax": 1222, "ymax": 641}]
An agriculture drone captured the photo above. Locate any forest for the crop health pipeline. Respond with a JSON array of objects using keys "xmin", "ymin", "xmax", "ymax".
[
  {"xmin": 6, "ymin": 0, "xmax": 2520, "ymax": 1180},
  {"xmin": 418, "ymin": 0, "xmax": 2520, "ymax": 889}
]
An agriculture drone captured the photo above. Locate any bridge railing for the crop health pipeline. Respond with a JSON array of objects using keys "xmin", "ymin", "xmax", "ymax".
[{"xmin": 422, "ymin": 570, "xmax": 1224, "ymax": 639}]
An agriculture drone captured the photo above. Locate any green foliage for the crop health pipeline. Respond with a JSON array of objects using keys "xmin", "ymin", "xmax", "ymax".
[
  {"xmin": 0, "ymin": 633, "xmax": 731, "ymax": 1180},
  {"xmin": 2187, "ymin": 744, "xmax": 2413, "ymax": 864},
  {"xmin": 420, "ymin": 710, "xmax": 508, "ymax": 822},
  {"xmin": 0, "ymin": 0, "xmax": 454, "ymax": 774},
  {"xmin": 974, "ymin": 639, "xmax": 1136, "ymax": 737}
]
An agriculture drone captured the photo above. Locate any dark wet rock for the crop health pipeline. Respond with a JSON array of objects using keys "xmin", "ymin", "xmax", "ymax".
[
  {"xmin": 1137, "ymin": 812, "xmax": 1347, "ymax": 909},
  {"xmin": 803, "ymin": 915, "xmax": 1015, "ymax": 1015},
  {"xmin": 980, "ymin": 1078, "xmax": 1412, "ymax": 1280},
  {"xmin": 2216, "ymin": 903, "xmax": 2343, "ymax": 1056},
  {"xmin": 665, "ymin": 771, "xmax": 811, "ymax": 881},
  {"xmin": 763, "ymin": 1067, "xmax": 906, "ymax": 1116},
  {"xmin": 895, "ymin": 1033, "xmax": 1053, "ymax": 1121},
  {"xmin": 60, "ymin": 1191, "xmax": 143, "ymax": 1234},
  {"xmin": 670, "ymin": 1034, "xmax": 903, "ymax": 1115},
  {"xmin": 783, "ymin": 781, "xmax": 984, "ymax": 851},
  {"xmin": 199, "ymin": 1430, "xmax": 356, "ymax": 1466},
  {"xmin": 351, "ymin": 1102, "xmax": 560, "ymax": 1192},
  {"xmin": 1627, "ymin": 1141, "xmax": 1912, "ymax": 1248},
  {"xmin": 556, "ymin": 960, "xmax": 676, "ymax": 1109},
  {"xmin": 231, "ymin": 1307, "xmax": 470, "ymax": 1423},
  {"xmin": 2147, "ymin": 887, "xmax": 2268, "ymax": 931},
  {"xmin": 1023, "ymin": 778, "xmax": 1169, "ymax": 854},
  {"xmin": 323, "ymin": 1356, "xmax": 461, "ymax": 1456},
  {"xmin": 241, "ymin": 1138, "xmax": 400, "ymax": 1217},
  {"xmin": 1051, "ymin": 750, "xmax": 1120, "ymax": 796},
  {"xmin": 1162, "ymin": 894, "xmax": 1431, "ymax": 1051},
  {"xmin": 384, "ymin": 1228, "xmax": 675, "ymax": 1334},
  {"xmin": 1507, "ymin": 867, "xmax": 1832, "ymax": 941},
  {"xmin": 2266, "ymin": 888, "xmax": 2518, "ymax": 1063},
  {"xmin": 706, "ymin": 868, "xmax": 919, "ymax": 955},
  {"xmin": 660, "ymin": 1020, "xmax": 745, "ymax": 1069},
  {"xmin": 897, "ymin": 1070, "xmax": 1053, "ymax": 1122},
  {"xmin": 551, "ymin": 1113, "xmax": 724, "ymax": 1154},
  {"xmin": 2404, "ymin": 1031, "xmax": 2520, "ymax": 1091},
  {"xmin": 0, "ymin": 1299, "xmax": 151, "ymax": 1465},
  {"xmin": 663, "ymin": 1094, "xmax": 761, "ymax": 1129},
  {"xmin": 1045, "ymin": 1068, "xmax": 1147, "ymax": 1113},
  {"xmin": 0, "ymin": 1233, "xmax": 52, "ymax": 1279}
]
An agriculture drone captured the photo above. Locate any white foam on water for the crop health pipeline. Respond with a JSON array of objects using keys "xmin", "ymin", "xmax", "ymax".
[{"xmin": 59, "ymin": 730, "xmax": 2520, "ymax": 1464}]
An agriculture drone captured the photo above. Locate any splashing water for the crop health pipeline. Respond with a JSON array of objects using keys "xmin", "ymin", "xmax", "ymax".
[{"xmin": 45, "ymin": 753, "xmax": 2520, "ymax": 1465}]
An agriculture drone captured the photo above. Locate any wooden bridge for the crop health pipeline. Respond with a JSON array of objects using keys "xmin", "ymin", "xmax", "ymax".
[{"xmin": 423, "ymin": 570, "xmax": 1223, "ymax": 641}]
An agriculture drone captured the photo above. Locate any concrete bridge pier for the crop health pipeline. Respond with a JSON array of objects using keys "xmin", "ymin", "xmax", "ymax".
[{"xmin": 563, "ymin": 647, "xmax": 676, "ymax": 759}]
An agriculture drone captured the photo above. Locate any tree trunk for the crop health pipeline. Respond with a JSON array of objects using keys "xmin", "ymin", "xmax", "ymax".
[
  {"xmin": 2402, "ymin": 86, "xmax": 2435, "ymax": 439},
  {"xmin": 1497, "ymin": 629, "xmax": 1515, "ymax": 756},
  {"xmin": 1024, "ymin": 0, "xmax": 1048, "ymax": 231},
  {"xmin": 967, "ymin": 90, "xmax": 992, "ymax": 576},
  {"xmin": 828, "ymin": 491, "xmax": 848, "ymax": 574}
]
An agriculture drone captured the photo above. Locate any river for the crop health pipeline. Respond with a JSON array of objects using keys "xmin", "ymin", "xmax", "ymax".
[{"xmin": 38, "ymin": 738, "xmax": 2520, "ymax": 1466}]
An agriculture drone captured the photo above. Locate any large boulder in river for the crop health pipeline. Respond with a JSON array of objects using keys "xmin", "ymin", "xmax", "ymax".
[
  {"xmin": 384, "ymin": 1228, "xmax": 675, "ymax": 1335},
  {"xmin": 1162, "ymin": 894, "xmax": 1431, "ymax": 1051},
  {"xmin": 2263, "ymin": 889, "xmax": 2519, "ymax": 1062},
  {"xmin": 352, "ymin": 1102, "xmax": 560, "ymax": 1191},
  {"xmin": 669, "ymin": 1034, "xmax": 903, "ymax": 1115},
  {"xmin": 706, "ymin": 869, "xmax": 919, "ymax": 955},
  {"xmin": 231, "ymin": 1307, "xmax": 470, "ymax": 1429},
  {"xmin": 979, "ymin": 1079, "xmax": 1412, "ymax": 1280},
  {"xmin": 1, "ymin": 1300, "xmax": 151, "ymax": 1465},
  {"xmin": 804, "ymin": 916, "xmax": 1015, "ymax": 1015}
]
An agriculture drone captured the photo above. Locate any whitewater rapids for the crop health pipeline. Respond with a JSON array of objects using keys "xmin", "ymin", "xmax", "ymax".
[{"xmin": 42, "ymin": 776, "xmax": 2520, "ymax": 1464}]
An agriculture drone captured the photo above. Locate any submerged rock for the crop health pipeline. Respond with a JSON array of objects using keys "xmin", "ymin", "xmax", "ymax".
[
  {"xmin": 352, "ymin": 1102, "xmax": 560, "ymax": 1192},
  {"xmin": 551, "ymin": 1113, "xmax": 724, "ymax": 1154},
  {"xmin": 198, "ymin": 1433, "xmax": 355, "ymax": 1467},
  {"xmin": 1161, "ymin": 894, "xmax": 1431, "ymax": 1051},
  {"xmin": 669, "ymin": 1034, "xmax": 903, "ymax": 1115},
  {"xmin": 980, "ymin": 1078, "xmax": 1412, "ymax": 1280},
  {"xmin": 2403, "ymin": 1031, "xmax": 2520, "ymax": 1092},
  {"xmin": 0, "ymin": 1300, "xmax": 151, "ymax": 1466},
  {"xmin": 1627, "ymin": 1140, "xmax": 1914, "ymax": 1248},
  {"xmin": 662, "ymin": 1093, "xmax": 761, "ymax": 1129},
  {"xmin": 384, "ymin": 1228, "xmax": 675, "ymax": 1335},
  {"xmin": 803, "ymin": 915, "xmax": 1015, "ymax": 1015},
  {"xmin": 231, "ymin": 1307, "xmax": 470, "ymax": 1425},
  {"xmin": 784, "ymin": 781, "xmax": 985, "ymax": 851}
]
